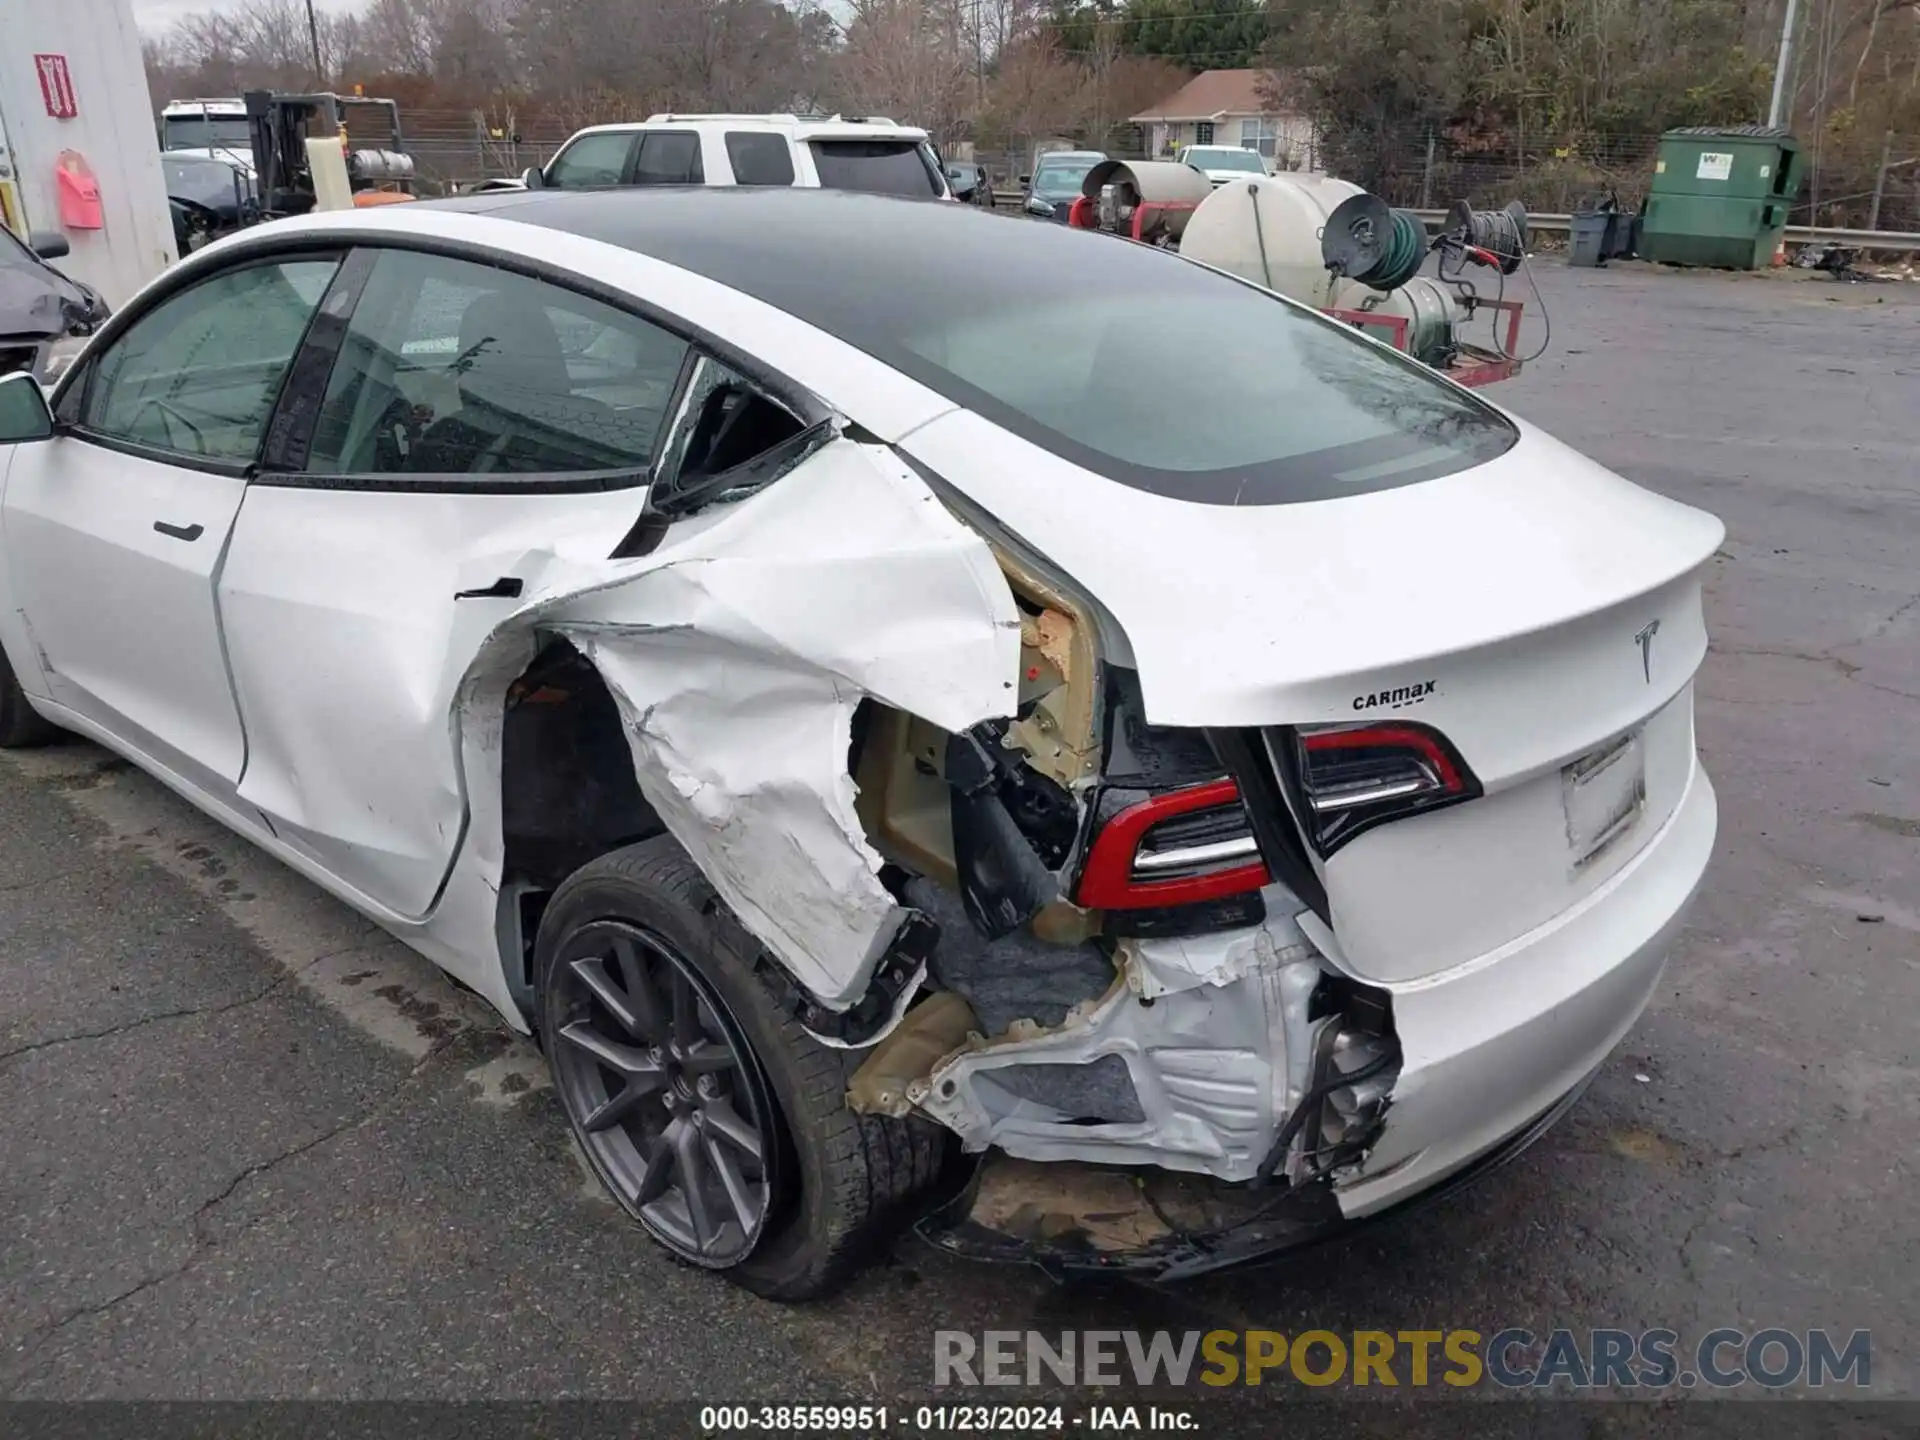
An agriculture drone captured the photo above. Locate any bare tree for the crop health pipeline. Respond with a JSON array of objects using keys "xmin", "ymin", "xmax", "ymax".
[
  {"xmin": 980, "ymin": 32, "xmax": 1089, "ymax": 145},
  {"xmin": 1081, "ymin": 7, "xmax": 1122, "ymax": 144},
  {"xmin": 838, "ymin": 0, "xmax": 974, "ymax": 141},
  {"xmin": 362, "ymin": 0, "xmax": 439, "ymax": 76}
]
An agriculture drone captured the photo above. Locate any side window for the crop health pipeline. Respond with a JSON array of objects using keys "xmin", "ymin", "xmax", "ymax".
[
  {"xmin": 83, "ymin": 257, "xmax": 337, "ymax": 462},
  {"xmin": 545, "ymin": 132, "xmax": 636, "ymax": 189},
  {"xmin": 650, "ymin": 354, "xmax": 810, "ymax": 514},
  {"xmin": 304, "ymin": 248, "xmax": 690, "ymax": 480},
  {"xmin": 632, "ymin": 132, "xmax": 704, "ymax": 185},
  {"xmin": 724, "ymin": 131, "xmax": 794, "ymax": 187}
]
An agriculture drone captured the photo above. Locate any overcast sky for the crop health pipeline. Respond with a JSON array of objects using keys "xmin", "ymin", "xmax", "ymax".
[{"xmin": 132, "ymin": 0, "xmax": 366, "ymax": 31}]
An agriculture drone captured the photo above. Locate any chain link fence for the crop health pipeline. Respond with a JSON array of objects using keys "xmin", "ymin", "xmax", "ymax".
[
  {"xmin": 395, "ymin": 110, "xmax": 576, "ymax": 192},
  {"xmin": 386, "ymin": 105, "xmax": 1919, "ymax": 232},
  {"xmin": 1329, "ymin": 126, "xmax": 1920, "ymax": 233}
]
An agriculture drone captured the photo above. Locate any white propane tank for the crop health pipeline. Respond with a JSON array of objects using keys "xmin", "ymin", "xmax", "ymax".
[
  {"xmin": 1181, "ymin": 174, "xmax": 1469, "ymax": 367},
  {"xmin": 1179, "ymin": 173, "xmax": 1365, "ymax": 306}
]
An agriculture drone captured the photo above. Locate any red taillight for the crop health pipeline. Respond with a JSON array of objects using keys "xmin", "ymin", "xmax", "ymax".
[
  {"xmin": 1076, "ymin": 778, "xmax": 1269, "ymax": 910},
  {"xmin": 1293, "ymin": 722, "xmax": 1479, "ymax": 856}
]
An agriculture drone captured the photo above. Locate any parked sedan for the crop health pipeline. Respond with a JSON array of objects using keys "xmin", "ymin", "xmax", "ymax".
[
  {"xmin": 0, "ymin": 189, "xmax": 1720, "ymax": 1298},
  {"xmin": 1021, "ymin": 149, "xmax": 1105, "ymax": 221}
]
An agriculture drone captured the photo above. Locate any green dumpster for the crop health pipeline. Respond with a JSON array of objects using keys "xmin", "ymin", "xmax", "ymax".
[{"xmin": 1636, "ymin": 126, "xmax": 1803, "ymax": 270}]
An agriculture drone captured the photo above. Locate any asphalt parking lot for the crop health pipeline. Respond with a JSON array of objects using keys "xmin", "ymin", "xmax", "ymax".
[{"xmin": 1, "ymin": 257, "xmax": 1915, "ymax": 1414}]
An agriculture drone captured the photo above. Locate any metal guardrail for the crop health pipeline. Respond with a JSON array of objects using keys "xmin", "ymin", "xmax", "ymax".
[
  {"xmin": 1410, "ymin": 210, "xmax": 1920, "ymax": 254},
  {"xmin": 985, "ymin": 191, "xmax": 1920, "ymax": 254}
]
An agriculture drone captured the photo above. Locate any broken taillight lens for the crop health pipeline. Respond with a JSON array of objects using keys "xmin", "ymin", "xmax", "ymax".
[
  {"xmin": 1292, "ymin": 721, "xmax": 1480, "ymax": 857},
  {"xmin": 1076, "ymin": 778, "xmax": 1269, "ymax": 909}
]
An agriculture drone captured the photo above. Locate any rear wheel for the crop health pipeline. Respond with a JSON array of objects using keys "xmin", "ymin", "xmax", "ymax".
[
  {"xmin": 0, "ymin": 642, "xmax": 58, "ymax": 748},
  {"xmin": 535, "ymin": 835, "xmax": 949, "ymax": 1300}
]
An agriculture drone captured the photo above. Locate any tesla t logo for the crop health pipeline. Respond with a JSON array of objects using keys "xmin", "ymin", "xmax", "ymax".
[{"xmin": 1634, "ymin": 619, "xmax": 1661, "ymax": 683}]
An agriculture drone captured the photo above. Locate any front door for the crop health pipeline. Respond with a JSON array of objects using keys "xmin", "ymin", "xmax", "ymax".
[{"xmin": 2, "ymin": 254, "xmax": 338, "ymax": 794}]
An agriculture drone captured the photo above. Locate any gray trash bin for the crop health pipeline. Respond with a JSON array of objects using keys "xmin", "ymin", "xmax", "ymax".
[
  {"xmin": 1607, "ymin": 210, "xmax": 1640, "ymax": 259},
  {"xmin": 1569, "ymin": 209, "xmax": 1616, "ymax": 267}
]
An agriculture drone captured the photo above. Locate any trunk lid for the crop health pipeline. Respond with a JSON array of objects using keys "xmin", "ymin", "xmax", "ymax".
[{"xmin": 902, "ymin": 412, "xmax": 1723, "ymax": 979}]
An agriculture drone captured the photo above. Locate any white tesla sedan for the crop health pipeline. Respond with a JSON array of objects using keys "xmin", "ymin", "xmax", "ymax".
[{"xmin": 0, "ymin": 189, "xmax": 1720, "ymax": 1297}]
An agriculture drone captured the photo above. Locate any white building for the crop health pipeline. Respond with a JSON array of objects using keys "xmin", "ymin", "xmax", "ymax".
[{"xmin": 1130, "ymin": 69, "xmax": 1318, "ymax": 173}]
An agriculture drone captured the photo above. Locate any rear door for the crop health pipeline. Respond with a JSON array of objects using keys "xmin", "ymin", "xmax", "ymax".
[
  {"xmin": 217, "ymin": 243, "xmax": 693, "ymax": 918},
  {"xmin": 2, "ymin": 253, "xmax": 337, "ymax": 795},
  {"xmin": 631, "ymin": 131, "xmax": 704, "ymax": 185}
]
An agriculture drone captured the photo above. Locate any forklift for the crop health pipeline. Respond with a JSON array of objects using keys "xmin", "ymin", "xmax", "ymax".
[{"xmin": 245, "ymin": 89, "xmax": 419, "ymax": 219}]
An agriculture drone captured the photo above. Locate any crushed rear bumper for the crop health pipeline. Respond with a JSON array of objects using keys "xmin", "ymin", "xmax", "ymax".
[{"xmin": 915, "ymin": 1065, "xmax": 1597, "ymax": 1283}]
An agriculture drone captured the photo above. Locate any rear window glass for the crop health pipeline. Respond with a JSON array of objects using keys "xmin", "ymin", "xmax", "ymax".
[
  {"xmin": 808, "ymin": 140, "xmax": 941, "ymax": 197},
  {"xmin": 1185, "ymin": 148, "xmax": 1265, "ymax": 173},
  {"xmin": 895, "ymin": 283, "xmax": 1514, "ymax": 500},
  {"xmin": 1031, "ymin": 159, "xmax": 1098, "ymax": 198}
]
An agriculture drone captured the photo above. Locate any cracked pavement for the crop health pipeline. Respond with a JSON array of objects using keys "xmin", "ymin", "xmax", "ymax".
[{"xmin": 0, "ymin": 260, "xmax": 1914, "ymax": 1408}]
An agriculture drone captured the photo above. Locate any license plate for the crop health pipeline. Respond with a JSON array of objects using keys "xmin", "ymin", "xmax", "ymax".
[{"xmin": 1562, "ymin": 728, "xmax": 1647, "ymax": 869}]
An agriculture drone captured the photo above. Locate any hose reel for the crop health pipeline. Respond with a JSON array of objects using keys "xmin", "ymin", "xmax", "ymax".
[
  {"xmin": 1320, "ymin": 193, "xmax": 1428, "ymax": 291},
  {"xmin": 1439, "ymin": 199, "xmax": 1530, "ymax": 275}
]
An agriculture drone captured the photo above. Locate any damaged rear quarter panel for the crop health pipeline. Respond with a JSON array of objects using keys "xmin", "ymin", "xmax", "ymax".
[{"xmin": 463, "ymin": 437, "xmax": 1022, "ymax": 1010}]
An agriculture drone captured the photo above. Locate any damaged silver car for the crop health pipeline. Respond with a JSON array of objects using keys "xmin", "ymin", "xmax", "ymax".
[{"xmin": 0, "ymin": 189, "xmax": 1721, "ymax": 1297}]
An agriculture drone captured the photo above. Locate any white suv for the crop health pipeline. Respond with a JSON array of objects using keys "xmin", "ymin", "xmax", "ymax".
[{"xmin": 505, "ymin": 113, "xmax": 951, "ymax": 198}]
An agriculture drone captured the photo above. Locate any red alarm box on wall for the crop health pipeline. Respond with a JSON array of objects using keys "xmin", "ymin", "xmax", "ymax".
[{"xmin": 56, "ymin": 151, "xmax": 103, "ymax": 230}]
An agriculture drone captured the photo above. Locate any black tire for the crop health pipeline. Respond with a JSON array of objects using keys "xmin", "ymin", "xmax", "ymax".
[
  {"xmin": 535, "ymin": 834, "xmax": 949, "ymax": 1301},
  {"xmin": 0, "ymin": 641, "xmax": 58, "ymax": 748}
]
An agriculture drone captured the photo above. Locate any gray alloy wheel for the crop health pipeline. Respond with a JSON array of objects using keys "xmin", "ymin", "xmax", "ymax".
[{"xmin": 547, "ymin": 919, "xmax": 777, "ymax": 1266}]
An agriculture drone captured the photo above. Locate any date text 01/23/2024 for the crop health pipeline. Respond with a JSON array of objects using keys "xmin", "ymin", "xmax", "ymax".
[{"xmin": 699, "ymin": 1406, "xmax": 1198, "ymax": 1432}]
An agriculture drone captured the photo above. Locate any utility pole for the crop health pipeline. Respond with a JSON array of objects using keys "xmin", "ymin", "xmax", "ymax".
[
  {"xmin": 305, "ymin": 0, "xmax": 325, "ymax": 86},
  {"xmin": 1766, "ymin": 0, "xmax": 1799, "ymax": 129}
]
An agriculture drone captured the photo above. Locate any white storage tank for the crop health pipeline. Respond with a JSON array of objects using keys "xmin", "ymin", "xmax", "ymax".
[
  {"xmin": 1179, "ymin": 173, "xmax": 1365, "ymax": 307},
  {"xmin": 1179, "ymin": 172, "xmax": 1468, "ymax": 368}
]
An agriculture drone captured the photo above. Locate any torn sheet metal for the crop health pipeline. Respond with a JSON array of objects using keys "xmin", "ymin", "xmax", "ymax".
[
  {"xmin": 1122, "ymin": 886, "xmax": 1316, "ymax": 999},
  {"xmin": 456, "ymin": 437, "xmax": 1021, "ymax": 1011},
  {"xmin": 916, "ymin": 910, "xmax": 1326, "ymax": 1181}
]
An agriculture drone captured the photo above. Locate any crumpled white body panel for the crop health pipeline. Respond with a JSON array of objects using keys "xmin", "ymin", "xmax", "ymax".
[
  {"xmin": 917, "ymin": 906, "xmax": 1328, "ymax": 1181},
  {"xmin": 464, "ymin": 439, "xmax": 1021, "ymax": 1009},
  {"xmin": 1124, "ymin": 888, "xmax": 1316, "ymax": 999}
]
